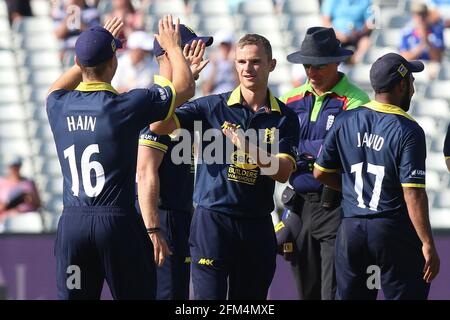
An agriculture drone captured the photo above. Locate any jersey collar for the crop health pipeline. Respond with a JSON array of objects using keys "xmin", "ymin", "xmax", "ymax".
[
  {"xmin": 226, "ymin": 86, "xmax": 281, "ymax": 113},
  {"xmin": 75, "ymin": 82, "xmax": 118, "ymax": 94},
  {"xmin": 364, "ymin": 100, "xmax": 416, "ymax": 122}
]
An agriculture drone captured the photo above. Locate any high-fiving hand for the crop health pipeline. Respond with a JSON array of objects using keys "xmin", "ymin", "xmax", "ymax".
[
  {"xmin": 103, "ymin": 17, "xmax": 124, "ymax": 39},
  {"xmin": 183, "ymin": 40, "xmax": 209, "ymax": 80},
  {"xmin": 155, "ymin": 15, "xmax": 181, "ymax": 54}
]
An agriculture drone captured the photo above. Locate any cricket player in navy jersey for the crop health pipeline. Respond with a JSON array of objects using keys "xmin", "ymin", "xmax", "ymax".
[
  {"xmin": 46, "ymin": 15, "xmax": 195, "ymax": 300},
  {"xmin": 444, "ymin": 123, "xmax": 450, "ymax": 171},
  {"xmin": 314, "ymin": 53, "xmax": 440, "ymax": 299},
  {"xmin": 151, "ymin": 34, "xmax": 300, "ymax": 300},
  {"xmin": 137, "ymin": 26, "xmax": 213, "ymax": 300}
]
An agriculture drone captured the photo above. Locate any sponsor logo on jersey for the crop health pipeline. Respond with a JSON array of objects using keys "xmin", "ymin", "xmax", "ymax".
[
  {"xmin": 198, "ymin": 258, "xmax": 214, "ymax": 266},
  {"xmin": 158, "ymin": 88, "xmax": 168, "ymax": 101}
]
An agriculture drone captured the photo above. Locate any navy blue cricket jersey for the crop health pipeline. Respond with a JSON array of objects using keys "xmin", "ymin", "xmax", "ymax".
[
  {"xmin": 315, "ymin": 100, "xmax": 426, "ymax": 217},
  {"xmin": 46, "ymin": 77, "xmax": 175, "ymax": 209},
  {"xmin": 173, "ymin": 87, "xmax": 299, "ymax": 218},
  {"xmin": 138, "ymin": 127, "xmax": 194, "ymax": 212}
]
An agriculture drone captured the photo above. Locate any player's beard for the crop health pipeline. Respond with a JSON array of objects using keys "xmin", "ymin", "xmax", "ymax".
[{"xmin": 400, "ymin": 79, "xmax": 412, "ymax": 112}]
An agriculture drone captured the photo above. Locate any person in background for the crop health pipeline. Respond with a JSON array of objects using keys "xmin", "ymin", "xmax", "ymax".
[
  {"xmin": 104, "ymin": 0, "xmax": 145, "ymax": 40},
  {"xmin": 201, "ymin": 29, "xmax": 238, "ymax": 95},
  {"xmin": 0, "ymin": 157, "xmax": 41, "ymax": 227},
  {"xmin": 427, "ymin": 0, "xmax": 450, "ymax": 28},
  {"xmin": 112, "ymin": 30, "xmax": 159, "ymax": 92},
  {"xmin": 321, "ymin": 0, "xmax": 373, "ymax": 64},
  {"xmin": 400, "ymin": 2, "xmax": 445, "ymax": 63},
  {"xmin": 52, "ymin": 0, "xmax": 101, "ymax": 67},
  {"xmin": 5, "ymin": 0, "xmax": 32, "ymax": 26}
]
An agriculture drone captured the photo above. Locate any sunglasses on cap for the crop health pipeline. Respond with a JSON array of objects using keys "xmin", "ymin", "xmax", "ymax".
[{"xmin": 303, "ymin": 64, "xmax": 328, "ymax": 70}]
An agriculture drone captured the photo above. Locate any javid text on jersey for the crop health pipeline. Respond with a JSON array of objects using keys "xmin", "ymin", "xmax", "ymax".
[{"xmin": 357, "ymin": 132, "xmax": 384, "ymax": 151}]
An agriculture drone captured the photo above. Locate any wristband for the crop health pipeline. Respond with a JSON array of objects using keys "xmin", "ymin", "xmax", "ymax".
[{"xmin": 146, "ymin": 227, "xmax": 161, "ymax": 234}]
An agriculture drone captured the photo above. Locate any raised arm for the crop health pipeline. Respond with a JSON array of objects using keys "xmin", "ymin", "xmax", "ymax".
[{"xmin": 155, "ymin": 15, "xmax": 195, "ymax": 107}]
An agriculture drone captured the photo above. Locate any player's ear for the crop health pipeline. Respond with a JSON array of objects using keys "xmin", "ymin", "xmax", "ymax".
[
  {"xmin": 74, "ymin": 56, "xmax": 80, "ymax": 67},
  {"xmin": 269, "ymin": 58, "xmax": 277, "ymax": 72}
]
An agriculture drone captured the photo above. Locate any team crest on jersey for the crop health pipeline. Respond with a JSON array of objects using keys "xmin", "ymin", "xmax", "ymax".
[
  {"xmin": 264, "ymin": 127, "xmax": 276, "ymax": 144},
  {"xmin": 158, "ymin": 88, "xmax": 168, "ymax": 101},
  {"xmin": 326, "ymin": 114, "xmax": 335, "ymax": 131},
  {"xmin": 397, "ymin": 64, "xmax": 408, "ymax": 77}
]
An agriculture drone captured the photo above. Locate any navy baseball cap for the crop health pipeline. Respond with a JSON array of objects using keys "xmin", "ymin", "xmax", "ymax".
[
  {"xmin": 370, "ymin": 52, "xmax": 424, "ymax": 92},
  {"xmin": 153, "ymin": 24, "xmax": 213, "ymax": 57},
  {"xmin": 75, "ymin": 26, "xmax": 123, "ymax": 67}
]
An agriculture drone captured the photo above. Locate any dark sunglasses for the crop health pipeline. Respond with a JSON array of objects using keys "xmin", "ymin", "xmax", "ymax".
[{"xmin": 303, "ymin": 64, "xmax": 328, "ymax": 70}]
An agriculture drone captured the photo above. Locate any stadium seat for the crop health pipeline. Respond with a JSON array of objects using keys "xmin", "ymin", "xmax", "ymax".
[
  {"xmin": 148, "ymin": 0, "xmax": 186, "ymax": 16},
  {"xmin": 436, "ymin": 190, "xmax": 450, "ymax": 207},
  {"xmin": 35, "ymin": 157, "xmax": 61, "ymax": 177},
  {"xmin": 287, "ymin": 15, "xmax": 323, "ymax": 33},
  {"xmin": 425, "ymin": 81, "xmax": 450, "ymax": 100},
  {"xmin": 14, "ymin": 34, "xmax": 59, "ymax": 51},
  {"xmin": 0, "ymin": 68, "xmax": 20, "ymax": 85},
  {"xmin": 14, "ymin": 17, "xmax": 54, "ymax": 34},
  {"xmin": 427, "ymin": 151, "xmax": 448, "ymax": 172},
  {"xmin": 97, "ymin": 0, "xmax": 113, "ymax": 16},
  {"xmin": 348, "ymin": 64, "xmax": 372, "ymax": 85},
  {"xmin": 430, "ymin": 208, "xmax": 450, "ymax": 229},
  {"xmin": 438, "ymin": 63, "xmax": 450, "ymax": 81},
  {"xmin": 0, "ymin": 139, "xmax": 30, "ymax": 157},
  {"xmin": 256, "ymin": 31, "xmax": 286, "ymax": 49},
  {"xmin": 374, "ymin": 28, "xmax": 402, "ymax": 47},
  {"xmin": 193, "ymin": 0, "xmax": 229, "ymax": 15},
  {"xmin": 0, "ymin": 1, "xmax": 7, "ymax": 17},
  {"xmin": 3, "ymin": 212, "xmax": 44, "ymax": 233},
  {"xmin": 0, "ymin": 86, "xmax": 22, "ymax": 104},
  {"xmin": 243, "ymin": 15, "xmax": 280, "ymax": 32},
  {"xmin": 31, "ymin": 140, "xmax": 57, "ymax": 157},
  {"xmin": 283, "ymin": 0, "xmax": 320, "ymax": 15},
  {"xmin": 0, "ymin": 121, "xmax": 28, "ymax": 139},
  {"xmin": 28, "ymin": 121, "xmax": 54, "ymax": 140},
  {"xmin": 0, "ymin": 104, "xmax": 27, "ymax": 121},
  {"xmin": 415, "ymin": 116, "xmax": 439, "ymax": 137},
  {"xmin": 427, "ymin": 170, "xmax": 442, "ymax": 191},
  {"xmin": 270, "ymin": 65, "xmax": 290, "ymax": 86},
  {"xmin": 238, "ymin": 0, "xmax": 274, "ymax": 15},
  {"xmin": 0, "ymin": 19, "xmax": 9, "ymax": 33},
  {"xmin": 411, "ymin": 98, "xmax": 450, "ymax": 120},
  {"xmin": 26, "ymin": 68, "xmax": 62, "ymax": 86},
  {"xmin": 0, "ymin": 50, "xmax": 15, "ymax": 67},
  {"xmin": 19, "ymin": 50, "xmax": 61, "ymax": 69},
  {"xmin": 198, "ymin": 16, "xmax": 235, "ymax": 33},
  {"xmin": 444, "ymin": 29, "xmax": 450, "ymax": 55},
  {"xmin": 30, "ymin": 0, "xmax": 51, "ymax": 17},
  {"xmin": 363, "ymin": 46, "xmax": 398, "ymax": 64}
]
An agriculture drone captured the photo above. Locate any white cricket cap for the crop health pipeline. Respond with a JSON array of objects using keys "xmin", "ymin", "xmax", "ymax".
[
  {"xmin": 127, "ymin": 31, "xmax": 154, "ymax": 51},
  {"xmin": 214, "ymin": 29, "xmax": 234, "ymax": 45}
]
